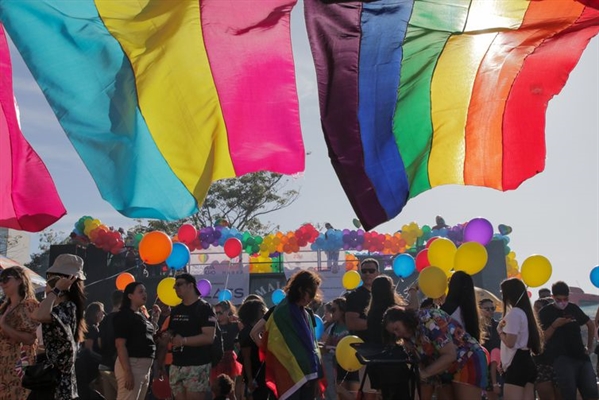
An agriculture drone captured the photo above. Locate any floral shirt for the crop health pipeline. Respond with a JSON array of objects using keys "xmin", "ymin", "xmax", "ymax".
[
  {"xmin": 412, "ymin": 308, "xmax": 482, "ymax": 374},
  {"xmin": 42, "ymin": 301, "xmax": 78, "ymax": 400}
]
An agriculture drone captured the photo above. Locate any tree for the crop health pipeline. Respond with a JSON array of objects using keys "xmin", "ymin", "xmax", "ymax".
[
  {"xmin": 25, "ymin": 229, "xmax": 69, "ymax": 272},
  {"xmin": 139, "ymin": 172, "xmax": 299, "ymax": 235}
]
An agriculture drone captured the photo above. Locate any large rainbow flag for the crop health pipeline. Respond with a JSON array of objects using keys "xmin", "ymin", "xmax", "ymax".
[
  {"xmin": 0, "ymin": 23, "xmax": 65, "ymax": 232},
  {"xmin": 305, "ymin": 0, "xmax": 599, "ymax": 230},
  {"xmin": 0, "ymin": 0, "xmax": 304, "ymax": 222}
]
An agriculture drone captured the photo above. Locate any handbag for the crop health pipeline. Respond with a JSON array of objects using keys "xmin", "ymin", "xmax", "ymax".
[{"xmin": 22, "ymin": 358, "xmax": 60, "ymax": 391}]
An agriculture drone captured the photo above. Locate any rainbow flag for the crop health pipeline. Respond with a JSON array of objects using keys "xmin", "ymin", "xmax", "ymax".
[
  {"xmin": 0, "ymin": 23, "xmax": 65, "ymax": 232},
  {"xmin": 263, "ymin": 297, "xmax": 322, "ymax": 400},
  {"xmin": 305, "ymin": 0, "xmax": 599, "ymax": 230},
  {"xmin": 0, "ymin": 0, "xmax": 304, "ymax": 221}
]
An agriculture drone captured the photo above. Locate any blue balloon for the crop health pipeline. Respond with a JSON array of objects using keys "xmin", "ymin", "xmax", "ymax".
[
  {"xmin": 590, "ymin": 266, "xmax": 599, "ymax": 288},
  {"xmin": 218, "ymin": 289, "xmax": 233, "ymax": 302},
  {"xmin": 393, "ymin": 254, "xmax": 416, "ymax": 278},
  {"xmin": 166, "ymin": 243, "xmax": 190, "ymax": 270},
  {"xmin": 271, "ymin": 289, "xmax": 285, "ymax": 305},
  {"xmin": 314, "ymin": 315, "xmax": 324, "ymax": 340}
]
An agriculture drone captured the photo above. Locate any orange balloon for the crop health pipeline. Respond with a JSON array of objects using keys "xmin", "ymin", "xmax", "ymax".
[
  {"xmin": 139, "ymin": 231, "xmax": 173, "ymax": 264},
  {"xmin": 116, "ymin": 272, "xmax": 135, "ymax": 290}
]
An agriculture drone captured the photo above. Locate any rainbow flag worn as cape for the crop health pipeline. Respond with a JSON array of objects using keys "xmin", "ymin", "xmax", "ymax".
[
  {"xmin": 263, "ymin": 297, "xmax": 323, "ymax": 400},
  {"xmin": 0, "ymin": 23, "xmax": 65, "ymax": 231},
  {"xmin": 305, "ymin": 0, "xmax": 599, "ymax": 230},
  {"xmin": 0, "ymin": 0, "xmax": 304, "ymax": 221}
]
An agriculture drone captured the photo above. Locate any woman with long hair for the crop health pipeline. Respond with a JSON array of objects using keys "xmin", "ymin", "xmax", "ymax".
[
  {"xmin": 498, "ymin": 278, "xmax": 542, "ymax": 400},
  {"xmin": 365, "ymin": 275, "xmax": 406, "ymax": 344},
  {"xmin": 383, "ymin": 306, "xmax": 488, "ymax": 400},
  {"xmin": 441, "ymin": 271, "xmax": 481, "ymax": 342},
  {"xmin": 211, "ymin": 300, "xmax": 243, "ymax": 400},
  {"xmin": 114, "ymin": 282, "xmax": 156, "ymax": 400},
  {"xmin": 31, "ymin": 254, "xmax": 87, "ymax": 400},
  {"xmin": 0, "ymin": 267, "xmax": 39, "ymax": 400}
]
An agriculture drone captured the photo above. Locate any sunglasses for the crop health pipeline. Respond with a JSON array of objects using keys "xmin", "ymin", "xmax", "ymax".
[
  {"xmin": 0, "ymin": 276, "xmax": 16, "ymax": 284},
  {"xmin": 361, "ymin": 268, "xmax": 377, "ymax": 274},
  {"xmin": 481, "ymin": 307, "xmax": 495, "ymax": 311},
  {"xmin": 215, "ymin": 311, "xmax": 224, "ymax": 315}
]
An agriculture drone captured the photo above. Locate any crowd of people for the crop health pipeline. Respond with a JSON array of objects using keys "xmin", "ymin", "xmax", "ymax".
[{"xmin": 0, "ymin": 254, "xmax": 598, "ymax": 400}]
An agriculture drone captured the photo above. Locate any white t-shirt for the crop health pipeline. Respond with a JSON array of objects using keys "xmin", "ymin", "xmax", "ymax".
[{"xmin": 500, "ymin": 307, "xmax": 529, "ymax": 370}]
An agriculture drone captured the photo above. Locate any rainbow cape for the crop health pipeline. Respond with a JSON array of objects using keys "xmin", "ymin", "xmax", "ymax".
[
  {"xmin": 0, "ymin": 0, "xmax": 304, "ymax": 221},
  {"xmin": 263, "ymin": 297, "xmax": 323, "ymax": 400},
  {"xmin": 0, "ymin": 23, "xmax": 65, "ymax": 231},
  {"xmin": 305, "ymin": 0, "xmax": 599, "ymax": 230}
]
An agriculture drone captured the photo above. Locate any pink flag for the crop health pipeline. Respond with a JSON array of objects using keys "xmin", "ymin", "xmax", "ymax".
[{"xmin": 0, "ymin": 24, "xmax": 65, "ymax": 231}]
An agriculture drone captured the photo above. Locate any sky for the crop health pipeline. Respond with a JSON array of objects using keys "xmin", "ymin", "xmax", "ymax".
[{"xmin": 7, "ymin": 4, "xmax": 599, "ymax": 293}]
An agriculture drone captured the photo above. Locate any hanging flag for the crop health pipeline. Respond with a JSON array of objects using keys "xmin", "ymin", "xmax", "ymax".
[
  {"xmin": 305, "ymin": 0, "xmax": 599, "ymax": 230},
  {"xmin": 0, "ymin": 23, "xmax": 65, "ymax": 232},
  {"xmin": 0, "ymin": 0, "xmax": 304, "ymax": 221}
]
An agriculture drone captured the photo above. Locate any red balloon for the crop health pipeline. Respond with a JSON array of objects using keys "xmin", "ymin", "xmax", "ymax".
[
  {"xmin": 425, "ymin": 237, "xmax": 439, "ymax": 249},
  {"xmin": 178, "ymin": 224, "xmax": 197, "ymax": 244},
  {"xmin": 224, "ymin": 238, "xmax": 242, "ymax": 258},
  {"xmin": 415, "ymin": 249, "xmax": 430, "ymax": 272}
]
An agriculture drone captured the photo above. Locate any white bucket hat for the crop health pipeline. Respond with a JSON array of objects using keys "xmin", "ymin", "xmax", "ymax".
[{"xmin": 46, "ymin": 254, "xmax": 86, "ymax": 281}]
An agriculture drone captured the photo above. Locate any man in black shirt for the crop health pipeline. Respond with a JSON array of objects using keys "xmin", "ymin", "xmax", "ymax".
[
  {"xmin": 157, "ymin": 273, "xmax": 216, "ymax": 400},
  {"xmin": 97, "ymin": 290, "xmax": 123, "ymax": 400},
  {"xmin": 539, "ymin": 281, "xmax": 598, "ymax": 400}
]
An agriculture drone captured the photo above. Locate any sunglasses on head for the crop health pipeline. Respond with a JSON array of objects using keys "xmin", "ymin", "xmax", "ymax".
[{"xmin": 361, "ymin": 268, "xmax": 377, "ymax": 274}]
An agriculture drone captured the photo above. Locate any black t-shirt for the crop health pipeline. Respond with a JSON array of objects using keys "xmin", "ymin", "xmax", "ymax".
[
  {"xmin": 221, "ymin": 322, "xmax": 239, "ymax": 351},
  {"xmin": 238, "ymin": 325, "xmax": 265, "ymax": 386},
  {"xmin": 345, "ymin": 286, "xmax": 371, "ymax": 341},
  {"xmin": 168, "ymin": 299, "xmax": 216, "ymax": 366},
  {"xmin": 366, "ymin": 307, "xmax": 386, "ymax": 344},
  {"xmin": 539, "ymin": 302, "xmax": 590, "ymax": 361},
  {"xmin": 85, "ymin": 324, "xmax": 101, "ymax": 354},
  {"xmin": 114, "ymin": 309, "xmax": 156, "ymax": 359},
  {"xmin": 98, "ymin": 312, "xmax": 118, "ymax": 369}
]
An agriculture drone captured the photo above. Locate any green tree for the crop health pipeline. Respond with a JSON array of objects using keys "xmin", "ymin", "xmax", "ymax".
[{"xmin": 25, "ymin": 229, "xmax": 69, "ymax": 273}]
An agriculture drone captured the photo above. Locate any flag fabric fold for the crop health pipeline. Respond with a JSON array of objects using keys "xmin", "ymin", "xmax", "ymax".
[
  {"xmin": 305, "ymin": 0, "xmax": 599, "ymax": 230},
  {"xmin": 0, "ymin": 0, "xmax": 304, "ymax": 222},
  {"xmin": 263, "ymin": 297, "xmax": 322, "ymax": 400},
  {"xmin": 0, "ymin": 23, "xmax": 65, "ymax": 232}
]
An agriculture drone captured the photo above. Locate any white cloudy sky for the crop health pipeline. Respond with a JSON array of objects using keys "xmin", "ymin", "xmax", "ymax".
[{"xmin": 7, "ymin": 4, "xmax": 599, "ymax": 292}]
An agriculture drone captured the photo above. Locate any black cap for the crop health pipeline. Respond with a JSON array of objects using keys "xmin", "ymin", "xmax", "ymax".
[{"xmin": 176, "ymin": 273, "xmax": 201, "ymax": 296}]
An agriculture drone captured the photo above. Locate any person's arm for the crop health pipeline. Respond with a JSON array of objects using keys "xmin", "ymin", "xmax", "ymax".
[
  {"xmin": 241, "ymin": 346, "xmax": 257, "ymax": 396},
  {"xmin": 543, "ymin": 317, "xmax": 572, "ymax": 341},
  {"xmin": 0, "ymin": 314, "xmax": 36, "ymax": 344},
  {"xmin": 406, "ymin": 287, "xmax": 419, "ymax": 310},
  {"xmin": 115, "ymin": 338, "xmax": 134, "ymax": 390},
  {"xmin": 345, "ymin": 311, "xmax": 367, "ymax": 332},
  {"xmin": 490, "ymin": 361, "xmax": 500, "ymax": 393},
  {"xmin": 499, "ymin": 331, "xmax": 517, "ymax": 348},
  {"xmin": 419, "ymin": 342, "xmax": 457, "ymax": 379},
  {"xmin": 250, "ymin": 318, "xmax": 266, "ymax": 347},
  {"xmin": 586, "ymin": 319, "xmax": 595, "ymax": 351},
  {"xmin": 32, "ymin": 276, "xmax": 77, "ymax": 323},
  {"xmin": 172, "ymin": 326, "xmax": 215, "ymax": 348}
]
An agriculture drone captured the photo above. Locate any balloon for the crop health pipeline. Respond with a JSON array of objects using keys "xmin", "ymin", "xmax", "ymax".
[
  {"xmin": 115, "ymin": 272, "xmax": 134, "ymax": 290},
  {"xmin": 166, "ymin": 243, "xmax": 191, "ymax": 270},
  {"xmin": 427, "ymin": 238, "xmax": 456, "ymax": 274},
  {"xmin": 335, "ymin": 335, "xmax": 364, "ymax": 372},
  {"xmin": 271, "ymin": 289, "xmax": 285, "ymax": 305},
  {"xmin": 218, "ymin": 289, "xmax": 233, "ymax": 302},
  {"xmin": 224, "ymin": 238, "xmax": 243, "ymax": 258},
  {"xmin": 139, "ymin": 231, "xmax": 173, "ymax": 264},
  {"xmin": 178, "ymin": 224, "xmax": 197, "ymax": 244},
  {"xmin": 197, "ymin": 253, "xmax": 209, "ymax": 263},
  {"xmin": 197, "ymin": 279, "xmax": 212, "ymax": 297},
  {"xmin": 425, "ymin": 237, "xmax": 438, "ymax": 248},
  {"xmin": 463, "ymin": 218, "xmax": 493, "ymax": 246},
  {"xmin": 521, "ymin": 255, "xmax": 552, "ymax": 288},
  {"xmin": 418, "ymin": 266, "xmax": 448, "ymax": 299},
  {"xmin": 393, "ymin": 254, "xmax": 416, "ymax": 278},
  {"xmin": 415, "ymin": 249, "xmax": 430, "ymax": 272},
  {"xmin": 314, "ymin": 315, "xmax": 325, "ymax": 340},
  {"xmin": 590, "ymin": 266, "xmax": 599, "ymax": 288},
  {"xmin": 157, "ymin": 277, "xmax": 182, "ymax": 307},
  {"xmin": 454, "ymin": 242, "xmax": 488, "ymax": 275},
  {"xmin": 342, "ymin": 271, "xmax": 361, "ymax": 290},
  {"xmin": 352, "ymin": 218, "xmax": 362, "ymax": 229}
]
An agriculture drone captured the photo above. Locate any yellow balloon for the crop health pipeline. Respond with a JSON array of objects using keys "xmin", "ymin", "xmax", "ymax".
[
  {"xmin": 335, "ymin": 335, "xmax": 364, "ymax": 372},
  {"xmin": 427, "ymin": 238, "xmax": 456, "ymax": 274},
  {"xmin": 418, "ymin": 266, "xmax": 448, "ymax": 299},
  {"xmin": 454, "ymin": 242, "xmax": 488, "ymax": 275},
  {"xmin": 521, "ymin": 255, "xmax": 552, "ymax": 288},
  {"xmin": 157, "ymin": 277, "xmax": 182, "ymax": 307},
  {"xmin": 342, "ymin": 271, "xmax": 361, "ymax": 290}
]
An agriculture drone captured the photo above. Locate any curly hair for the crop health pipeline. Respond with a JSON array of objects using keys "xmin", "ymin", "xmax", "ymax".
[{"xmin": 284, "ymin": 270, "xmax": 322, "ymax": 304}]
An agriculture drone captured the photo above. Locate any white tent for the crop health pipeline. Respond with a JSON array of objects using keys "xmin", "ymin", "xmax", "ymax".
[{"xmin": 0, "ymin": 255, "xmax": 46, "ymax": 293}]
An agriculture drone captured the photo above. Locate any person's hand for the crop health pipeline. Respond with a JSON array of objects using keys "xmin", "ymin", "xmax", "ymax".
[
  {"xmin": 55, "ymin": 275, "xmax": 77, "ymax": 292},
  {"xmin": 172, "ymin": 334, "xmax": 185, "ymax": 348},
  {"xmin": 419, "ymin": 367, "xmax": 431, "ymax": 380},
  {"xmin": 124, "ymin": 369, "xmax": 134, "ymax": 390},
  {"xmin": 552, "ymin": 317, "xmax": 574, "ymax": 328},
  {"xmin": 497, "ymin": 319, "xmax": 506, "ymax": 334},
  {"xmin": 493, "ymin": 383, "xmax": 501, "ymax": 394}
]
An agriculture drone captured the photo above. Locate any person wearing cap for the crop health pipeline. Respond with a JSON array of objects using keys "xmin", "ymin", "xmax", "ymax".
[
  {"xmin": 30, "ymin": 253, "xmax": 87, "ymax": 400},
  {"xmin": 156, "ymin": 273, "xmax": 216, "ymax": 400}
]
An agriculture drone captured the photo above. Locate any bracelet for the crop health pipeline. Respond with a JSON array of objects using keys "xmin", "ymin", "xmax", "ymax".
[
  {"xmin": 183, "ymin": 337, "xmax": 187, "ymax": 346},
  {"xmin": 493, "ymin": 383, "xmax": 501, "ymax": 387}
]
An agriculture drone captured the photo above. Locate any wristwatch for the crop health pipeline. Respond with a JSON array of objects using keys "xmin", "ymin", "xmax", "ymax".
[{"xmin": 51, "ymin": 287, "xmax": 62, "ymax": 297}]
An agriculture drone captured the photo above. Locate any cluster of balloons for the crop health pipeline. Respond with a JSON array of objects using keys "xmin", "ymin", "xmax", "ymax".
[
  {"xmin": 506, "ymin": 251, "xmax": 520, "ymax": 278},
  {"xmin": 72, "ymin": 216, "xmax": 125, "ymax": 255}
]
